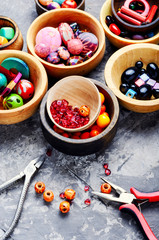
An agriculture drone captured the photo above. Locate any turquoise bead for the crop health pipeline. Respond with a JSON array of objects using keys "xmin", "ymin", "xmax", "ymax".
[
  {"xmin": 0, "ymin": 73, "xmax": 7, "ymax": 90},
  {"xmin": 126, "ymin": 89, "xmax": 137, "ymax": 98},
  {"xmin": 0, "ymin": 27, "xmax": 15, "ymax": 40},
  {"xmin": 54, "ymin": 0, "xmax": 65, "ymax": 5}
]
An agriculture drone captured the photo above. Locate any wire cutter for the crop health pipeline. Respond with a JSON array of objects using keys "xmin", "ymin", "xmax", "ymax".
[
  {"xmin": 0, "ymin": 154, "xmax": 46, "ymax": 240},
  {"xmin": 92, "ymin": 178, "xmax": 159, "ymax": 240}
]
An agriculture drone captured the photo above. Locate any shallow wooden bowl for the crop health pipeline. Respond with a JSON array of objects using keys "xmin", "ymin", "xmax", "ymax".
[
  {"xmin": 47, "ymin": 76, "xmax": 101, "ymax": 132},
  {"xmin": 105, "ymin": 43, "xmax": 159, "ymax": 113},
  {"xmin": 0, "ymin": 50, "xmax": 48, "ymax": 124},
  {"xmin": 27, "ymin": 9, "xmax": 105, "ymax": 79},
  {"xmin": 111, "ymin": 0, "xmax": 159, "ymax": 33},
  {"xmin": 100, "ymin": 0, "xmax": 159, "ymax": 48},
  {"xmin": 0, "ymin": 16, "xmax": 23, "ymax": 50},
  {"xmin": 35, "ymin": 0, "xmax": 85, "ymax": 15},
  {"xmin": 40, "ymin": 78, "xmax": 119, "ymax": 156}
]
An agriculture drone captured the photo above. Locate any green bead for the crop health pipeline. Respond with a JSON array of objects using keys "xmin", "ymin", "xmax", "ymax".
[
  {"xmin": 3, "ymin": 93, "xmax": 23, "ymax": 109},
  {"xmin": 0, "ymin": 27, "xmax": 15, "ymax": 40},
  {"xmin": 0, "ymin": 73, "xmax": 7, "ymax": 90}
]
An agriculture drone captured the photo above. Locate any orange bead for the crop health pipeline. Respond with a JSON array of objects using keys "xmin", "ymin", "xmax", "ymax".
[
  {"xmin": 35, "ymin": 181, "xmax": 45, "ymax": 193},
  {"xmin": 43, "ymin": 190, "xmax": 54, "ymax": 202},
  {"xmin": 64, "ymin": 189, "xmax": 76, "ymax": 200},
  {"xmin": 0, "ymin": 36, "xmax": 8, "ymax": 45},
  {"xmin": 100, "ymin": 104, "xmax": 106, "ymax": 115},
  {"xmin": 103, "ymin": 112, "xmax": 109, "ymax": 117},
  {"xmin": 91, "ymin": 124, "xmax": 102, "ymax": 133},
  {"xmin": 39, "ymin": 0, "xmax": 52, "ymax": 6},
  {"xmin": 79, "ymin": 105, "xmax": 90, "ymax": 117},
  {"xmin": 59, "ymin": 201, "xmax": 70, "ymax": 213},
  {"xmin": 90, "ymin": 129, "xmax": 100, "ymax": 137},
  {"xmin": 99, "ymin": 92, "xmax": 105, "ymax": 105},
  {"xmin": 96, "ymin": 114, "xmax": 110, "ymax": 128},
  {"xmin": 101, "ymin": 183, "xmax": 111, "ymax": 194}
]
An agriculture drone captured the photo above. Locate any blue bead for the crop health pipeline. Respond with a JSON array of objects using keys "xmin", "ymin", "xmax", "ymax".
[
  {"xmin": 126, "ymin": 89, "xmax": 137, "ymax": 98},
  {"xmin": 146, "ymin": 32, "xmax": 155, "ymax": 38}
]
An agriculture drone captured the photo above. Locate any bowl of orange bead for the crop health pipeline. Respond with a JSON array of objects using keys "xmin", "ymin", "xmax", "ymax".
[
  {"xmin": 35, "ymin": 0, "xmax": 85, "ymax": 15},
  {"xmin": 40, "ymin": 77, "xmax": 119, "ymax": 156}
]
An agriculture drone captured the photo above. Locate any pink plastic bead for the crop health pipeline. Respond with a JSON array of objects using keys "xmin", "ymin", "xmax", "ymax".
[
  {"xmin": 67, "ymin": 38, "xmax": 83, "ymax": 55},
  {"xmin": 35, "ymin": 43, "xmax": 50, "ymax": 58}
]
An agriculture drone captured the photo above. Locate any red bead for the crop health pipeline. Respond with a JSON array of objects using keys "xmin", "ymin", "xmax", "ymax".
[
  {"xmin": 109, "ymin": 23, "xmax": 121, "ymax": 36},
  {"xmin": 103, "ymin": 163, "xmax": 108, "ymax": 169},
  {"xmin": 84, "ymin": 198, "xmax": 91, "ymax": 205},
  {"xmin": 46, "ymin": 148, "xmax": 52, "ymax": 156},
  {"xmin": 59, "ymin": 192, "xmax": 65, "ymax": 199},
  {"xmin": 105, "ymin": 168, "xmax": 111, "ymax": 176},
  {"xmin": 84, "ymin": 185, "xmax": 89, "ymax": 192}
]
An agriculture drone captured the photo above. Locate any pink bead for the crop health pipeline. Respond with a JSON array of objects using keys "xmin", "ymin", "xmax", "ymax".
[
  {"xmin": 67, "ymin": 38, "xmax": 83, "ymax": 55},
  {"xmin": 36, "ymin": 27, "xmax": 62, "ymax": 52},
  {"xmin": 58, "ymin": 23, "xmax": 74, "ymax": 45},
  {"xmin": 34, "ymin": 43, "xmax": 50, "ymax": 58}
]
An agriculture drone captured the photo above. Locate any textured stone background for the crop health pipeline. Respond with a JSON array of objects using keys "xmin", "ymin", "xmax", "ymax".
[{"xmin": 0, "ymin": 0, "xmax": 159, "ymax": 239}]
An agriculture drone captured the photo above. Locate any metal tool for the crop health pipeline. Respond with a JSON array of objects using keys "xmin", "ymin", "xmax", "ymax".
[
  {"xmin": 92, "ymin": 178, "xmax": 159, "ymax": 240},
  {"xmin": 0, "ymin": 154, "xmax": 46, "ymax": 240}
]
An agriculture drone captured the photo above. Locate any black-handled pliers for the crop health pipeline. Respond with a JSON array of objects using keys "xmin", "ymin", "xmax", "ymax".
[
  {"xmin": 0, "ymin": 154, "xmax": 46, "ymax": 240},
  {"xmin": 92, "ymin": 178, "xmax": 159, "ymax": 240}
]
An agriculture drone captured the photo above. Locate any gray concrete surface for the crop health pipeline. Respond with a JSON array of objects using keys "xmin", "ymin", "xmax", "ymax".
[{"xmin": 0, "ymin": 0, "xmax": 159, "ymax": 239}]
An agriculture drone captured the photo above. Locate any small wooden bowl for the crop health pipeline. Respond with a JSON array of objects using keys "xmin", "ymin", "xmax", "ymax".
[
  {"xmin": 105, "ymin": 43, "xmax": 159, "ymax": 113},
  {"xmin": 47, "ymin": 76, "xmax": 101, "ymax": 132},
  {"xmin": 40, "ymin": 78, "xmax": 119, "ymax": 155},
  {"xmin": 27, "ymin": 9, "xmax": 105, "ymax": 79},
  {"xmin": 111, "ymin": 0, "xmax": 159, "ymax": 33},
  {"xmin": 0, "ymin": 50, "xmax": 48, "ymax": 124},
  {"xmin": 100, "ymin": 0, "xmax": 159, "ymax": 48},
  {"xmin": 0, "ymin": 16, "xmax": 23, "ymax": 51},
  {"xmin": 35, "ymin": 0, "xmax": 85, "ymax": 15}
]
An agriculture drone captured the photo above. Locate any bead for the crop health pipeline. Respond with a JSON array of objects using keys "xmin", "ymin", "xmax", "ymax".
[
  {"xmin": 146, "ymin": 5, "xmax": 158, "ymax": 23},
  {"xmin": 46, "ymin": 51, "xmax": 60, "ymax": 63},
  {"xmin": 58, "ymin": 22, "xmax": 74, "ymax": 46},
  {"xmin": 120, "ymin": 82, "xmax": 129, "ymax": 94},
  {"xmin": 35, "ymin": 43, "xmax": 50, "ymax": 58},
  {"xmin": 117, "ymin": 11, "xmax": 141, "ymax": 26},
  {"xmin": 125, "ymin": 89, "xmax": 137, "ymax": 98},
  {"xmin": 83, "ymin": 51, "xmax": 93, "ymax": 61},
  {"xmin": 120, "ymin": 6, "xmax": 146, "ymax": 22},
  {"xmin": 54, "ymin": 0, "xmax": 65, "ymax": 4},
  {"xmin": 145, "ymin": 32, "xmax": 155, "ymax": 38},
  {"xmin": 0, "ymin": 27, "xmax": 15, "ymax": 40},
  {"xmin": 61, "ymin": 0, "xmax": 77, "ymax": 8},
  {"xmin": 47, "ymin": 2, "xmax": 61, "ymax": 10},
  {"xmin": 96, "ymin": 114, "xmax": 110, "ymax": 128},
  {"xmin": 64, "ymin": 189, "xmax": 76, "ymax": 200},
  {"xmin": 146, "ymin": 63, "xmax": 158, "ymax": 80},
  {"xmin": 84, "ymin": 186, "xmax": 89, "ymax": 192},
  {"xmin": 59, "ymin": 201, "xmax": 70, "ymax": 213},
  {"xmin": 109, "ymin": 23, "xmax": 121, "ymax": 36},
  {"xmin": 152, "ymin": 89, "xmax": 159, "ymax": 99},
  {"xmin": 146, "ymin": 79, "xmax": 156, "ymax": 88},
  {"xmin": 0, "ymin": 73, "xmax": 7, "ymax": 92},
  {"xmin": 3, "ymin": 93, "xmax": 23, "ymax": 109},
  {"xmin": 105, "ymin": 15, "xmax": 114, "ymax": 26},
  {"xmin": 140, "ymin": 73, "xmax": 149, "ymax": 82},
  {"xmin": 132, "ymin": 34, "xmax": 144, "ymax": 40},
  {"xmin": 135, "ymin": 61, "xmax": 143, "ymax": 69},
  {"xmin": 120, "ymin": 30, "xmax": 129, "ymax": 38},
  {"xmin": 14, "ymin": 79, "xmax": 34, "ymax": 100},
  {"xmin": 79, "ymin": 105, "xmax": 90, "ymax": 117},
  {"xmin": 129, "ymin": 2, "xmax": 136, "ymax": 10},
  {"xmin": 67, "ymin": 38, "xmax": 83, "ymax": 55},
  {"xmin": 66, "ymin": 56, "xmax": 84, "ymax": 65},
  {"xmin": 99, "ymin": 92, "xmax": 105, "ymax": 104},
  {"xmin": 130, "ymin": 83, "xmax": 138, "ymax": 93},
  {"xmin": 36, "ymin": 27, "xmax": 61, "ymax": 52},
  {"xmin": 78, "ymin": 32, "xmax": 98, "ymax": 55},
  {"xmin": 1, "ymin": 57, "xmax": 30, "ymax": 79},
  {"xmin": 70, "ymin": 22, "xmax": 79, "ymax": 33},
  {"xmin": 101, "ymin": 183, "xmax": 111, "ymax": 194},
  {"xmin": 140, "ymin": 68, "xmax": 147, "ymax": 74},
  {"xmin": 134, "ymin": 78, "xmax": 145, "ymax": 87},
  {"xmin": 39, "ymin": 0, "xmax": 52, "ymax": 6},
  {"xmin": 43, "ymin": 190, "xmax": 54, "ymax": 202},
  {"xmin": 0, "ymin": 36, "xmax": 8, "ymax": 45},
  {"xmin": 57, "ymin": 46, "xmax": 70, "ymax": 60},
  {"xmin": 84, "ymin": 198, "xmax": 91, "ymax": 205},
  {"xmin": 124, "ymin": 0, "xmax": 150, "ymax": 17},
  {"xmin": 153, "ymin": 82, "xmax": 159, "ymax": 90},
  {"xmin": 137, "ymin": 84, "xmax": 152, "ymax": 100},
  {"xmin": 35, "ymin": 181, "xmax": 45, "ymax": 193},
  {"xmin": 121, "ymin": 67, "xmax": 139, "ymax": 84},
  {"xmin": 105, "ymin": 168, "xmax": 111, "ymax": 176}
]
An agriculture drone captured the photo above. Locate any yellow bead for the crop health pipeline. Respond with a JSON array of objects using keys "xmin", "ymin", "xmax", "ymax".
[
  {"xmin": 39, "ymin": 0, "xmax": 52, "ymax": 6},
  {"xmin": 0, "ymin": 36, "xmax": 8, "ymax": 45}
]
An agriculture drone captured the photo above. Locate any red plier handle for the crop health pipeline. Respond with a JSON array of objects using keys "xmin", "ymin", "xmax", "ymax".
[{"xmin": 130, "ymin": 187, "xmax": 159, "ymax": 202}]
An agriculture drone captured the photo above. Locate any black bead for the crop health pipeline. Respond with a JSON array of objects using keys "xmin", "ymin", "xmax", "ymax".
[
  {"xmin": 106, "ymin": 15, "xmax": 114, "ymax": 26},
  {"xmin": 146, "ymin": 62, "xmax": 159, "ymax": 80},
  {"xmin": 139, "ymin": 68, "xmax": 147, "ymax": 74},
  {"xmin": 130, "ymin": 83, "xmax": 139, "ymax": 93},
  {"xmin": 121, "ymin": 67, "xmax": 139, "ymax": 84},
  {"xmin": 135, "ymin": 61, "xmax": 143, "ymax": 69},
  {"xmin": 137, "ymin": 84, "xmax": 152, "ymax": 100},
  {"xmin": 152, "ymin": 89, "xmax": 159, "ymax": 99},
  {"xmin": 120, "ymin": 83, "xmax": 130, "ymax": 94}
]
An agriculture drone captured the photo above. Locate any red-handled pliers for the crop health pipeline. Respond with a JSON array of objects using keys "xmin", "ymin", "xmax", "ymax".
[{"xmin": 92, "ymin": 178, "xmax": 159, "ymax": 240}]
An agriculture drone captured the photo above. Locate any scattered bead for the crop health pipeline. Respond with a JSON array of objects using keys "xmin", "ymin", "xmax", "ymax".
[
  {"xmin": 35, "ymin": 181, "xmax": 45, "ymax": 193},
  {"xmin": 14, "ymin": 79, "xmax": 34, "ymax": 100},
  {"xmin": 105, "ymin": 168, "xmax": 111, "ymax": 176},
  {"xmin": 64, "ymin": 189, "xmax": 76, "ymax": 200},
  {"xmin": 43, "ymin": 190, "xmax": 54, "ymax": 202},
  {"xmin": 109, "ymin": 23, "xmax": 121, "ymax": 36},
  {"xmin": 84, "ymin": 198, "xmax": 91, "ymax": 206},
  {"xmin": 59, "ymin": 201, "xmax": 70, "ymax": 213},
  {"xmin": 79, "ymin": 105, "xmax": 90, "ymax": 117},
  {"xmin": 84, "ymin": 185, "xmax": 89, "ymax": 192},
  {"xmin": 3, "ymin": 93, "xmax": 23, "ymax": 109},
  {"xmin": 59, "ymin": 192, "xmax": 65, "ymax": 199},
  {"xmin": 67, "ymin": 38, "xmax": 83, "ymax": 55},
  {"xmin": 103, "ymin": 163, "xmax": 108, "ymax": 169},
  {"xmin": 101, "ymin": 183, "xmax": 111, "ymax": 194}
]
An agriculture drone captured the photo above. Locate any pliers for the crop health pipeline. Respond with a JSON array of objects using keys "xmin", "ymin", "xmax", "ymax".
[
  {"xmin": 0, "ymin": 154, "xmax": 46, "ymax": 240},
  {"xmin": 92, "ymin": 178, "xmax": 159, "ymax": 240}
]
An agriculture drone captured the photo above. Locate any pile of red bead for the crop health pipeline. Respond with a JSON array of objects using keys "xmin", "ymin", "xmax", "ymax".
[
  {"xmin": 50, "ymin": 99, "xmax": 90, "ymax": 129},
  {"xmin": 34, "ymin": 22, "xmax": 98, "ymax": 66}
]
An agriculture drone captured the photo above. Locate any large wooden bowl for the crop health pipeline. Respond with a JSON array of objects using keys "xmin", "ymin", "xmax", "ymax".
[
  {"xmin": 105, "ymin": 43, "xmax": 159, "ymax": 113},
  {"xmin": 100, "ymin": 0, "xmax": 159, "ymax": 48},
  {"xmin": 27, "ymin": 9, "xmax": 105, "ymax": 79},
  {"xmin": 47, "ymin": 76, "xmax": 101, "ymax": 132},
  {"xmin": 111, "ymin": 0, "xmax": 159, "ymax": 33},
  {"xmin": 0, "ymin": 16, "xmax": 23, "ymax": 51},
  {"xmin": 0, "ymin": 50, "xmax": 48, "ymax": 124},
  {"xmin": 35, "ymin": 0, "xmax": 85, "ymax": 15},
  {"xmin": 40, "ymin": 79, "xmax": 119, "ymax": 156}
]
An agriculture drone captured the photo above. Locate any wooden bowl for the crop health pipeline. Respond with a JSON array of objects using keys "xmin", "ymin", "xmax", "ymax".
[
  {"xmin": 0, "ymin": 16, "xmax": 23, "ymax": 50},
  {"xmin": 35, "ymin": 0, "xmax": 85, "ymax": 15},
  {"xmin": 100, "ymin": 0, "xmax": 159, "ymax": 48},
  {"xmin": 105, "ymin": 43, "xmax": 159, "ymax": 113},
  {"xmin": 27, "ymin": 9, "xmax": 106, "ymax": 79},
  {"xmin": 47, "ymin": 76, "xmax": 101, "ymax": 132},
  {"xmin": 40, "ymin": 78, "xmax": 119, "ymax": 156},
  {"xmin": 111, "ymin": 0, "xmax": 159, "ymax": 33},
  {"xmin": 0, "ymin": 50, "xmax": 48, "ymax": 124}
]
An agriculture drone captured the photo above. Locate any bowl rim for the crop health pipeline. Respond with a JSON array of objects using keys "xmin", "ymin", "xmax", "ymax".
[
  {"xmin": 100, "ymin": 0, "xmax": 159, "ymax": 44},
  {"xmin": 27, "ymin": 8, "xmax": 105, "ymax": 70},
  {"xmin": 34, "ymin": 0, "xmax": 85, "ymax": 11},
  {"xmin": 105, "ymin": 43, "xmax": 159, "ymax": 108},
  {"xmin": 40, "ymin": 78, "xmax": 120, "ymax": 144},
  {"xmin": 46, "ymin": 75, "xmax": 101, "ymax": 132},
  {"xmin": 0, "ymin": 50, "xmax": 48, "ymax": 114},
  {"xmin": 0, "ymin": 16, "xmax": 19, "ymax": 49}
]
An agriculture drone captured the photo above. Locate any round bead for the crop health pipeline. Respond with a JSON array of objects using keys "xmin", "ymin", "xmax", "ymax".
[
  {"xmin": 59, "ymin": 201, "xmax": 70, "ymax": 213},
  {"xmin": 120, "ymin": 82, "xmax": 129, "ymax": 94},
  {"xmin": 0, "ymin": 36, "xmax": 8, "ymax": 45},
  {"xmin": 137, "ymin": 84, "xmax": 152, "ymax": 100},
  {"xmin": 67, "ymin": 38, "xmax": 83, "ymax": 55},
  {"xmin": 0, "ymin": 27, "xmax": 15, "ymax": 40},
  {"xmin": 39, "ymin": 0, "xmax": 52, "ymax": 6},
  {"xmin": 36, "ymin": 27, "xmax": 62, "ymax": 52},
  {"xmin": 152, "ymin": 89, "xmax": 159, "ymax": 99},
  {"xmin": 58, "ymin": 22, "xmax": 74, "ymax": 46},
  {"xmin": 101, "ymin": 183, "xmax": 112, "ymax": 194},
  {"xmin": 35, "ymin": 43, "xmax": 50, "ymax": 58},
  {"xmin": 0, "ymin": 73, "xmax": 7, "ymax": 91},
  {"xmin": 57, "ymin": 46, "xmax": 70, "ymax": 60},
  {"xmin": 61, "ymin": 0, "xmax": 77, "ymax": 8},
  {"xmin": 121, "ymin": 67, "xmax": 139, "ymax": 84},
  {"xmin": 105, "ymin": 15, "xmax": 114, "ymax": 26},
  {"xmin": 43, "ymin": 190, "xmax": 54, "ymax": 202},
  {"xmin": 14, "ymin": 79, "xmax": 34, "ymax": 100},
  {"xmin": 46, "ymin": 51, "xmax": 60, "ymax": 63},
  {"xmin": 66, "ymin": 56, "xmax": 84, "ymax": 65},
  {"xmin": 54, "ymin": 0, "xmax": 65, "ymax": 4},
  {"xmin": 64, "ymin": 189, "xmax": 76, "ymax": 200},
  {"xmin": 3, "ymin": 93, "xmax": 23, "ymax": 109},
  {"xmin": 132, "ymin": 34, "xmax": 144, "ymax": 40},
  {"xmin": 47, "ymin": 2, "xmax": 61, "ymax": 9},
  {"xmin": 146, "ymin": 62, "xmax": 158, "ymax": 80},
  {"xmin": 78, "ymin": 32, "xmax": 98, "ymax": 55},
  {"xmin": 135, "ymin": 61, "xmax": 143, "ymax": 69},
  {"xmin": 35, "ymin": 181, "xmax": 45, "ymax": 193},
  {"xmin": 109, "ymin": 23, "xmax": 121, "ymax": 36}
]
